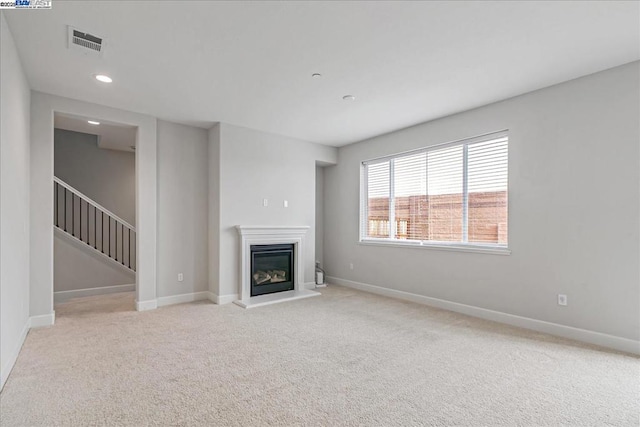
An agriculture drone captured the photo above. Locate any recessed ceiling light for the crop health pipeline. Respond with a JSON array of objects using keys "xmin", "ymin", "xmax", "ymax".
[
  {"xmin": 312, "ymin": 73, "xmax": 322, "ymax": 78},
  {"xmin": 343, "ymin": 95, "xmax": 356, "ymax": 101},
  {"xmin": 87, "ymin": 120, "xmax": 100, "ymax": 125},
  {"xmin": 94, "ymin": 74, "xmax": 112, "ymax": 83}
]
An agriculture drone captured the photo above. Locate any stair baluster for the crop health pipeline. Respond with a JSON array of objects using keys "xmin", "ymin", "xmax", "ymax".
[{"xmin": 53, "ymin": 177, "xmax": 136, "ymax": 272}]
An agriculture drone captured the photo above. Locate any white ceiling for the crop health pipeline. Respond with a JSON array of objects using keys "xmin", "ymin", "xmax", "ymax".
[
  {"xmin": 54, "ymin": 113, "xmax": 136, "ymax": 153},
  {"xmin": 5, "ymin": 1, "xmax": 640, "ymax": 146}
]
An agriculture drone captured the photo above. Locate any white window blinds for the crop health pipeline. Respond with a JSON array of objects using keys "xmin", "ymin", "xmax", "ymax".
[
  {"xmin": 364, "ymin": 160, "xmax": 390, "ymax": 238},
  {"xmin": 361, "ymin": 131, "xmax": 508, "ymax": 247},
  {"xmin": 467, "ymin": 136, "xmax": 508, "ymax": 244}
]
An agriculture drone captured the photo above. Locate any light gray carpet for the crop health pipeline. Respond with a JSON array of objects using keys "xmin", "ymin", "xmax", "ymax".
[{"xmin": 1, "ymin": 286, "xmax": 638, "ymax": 426}]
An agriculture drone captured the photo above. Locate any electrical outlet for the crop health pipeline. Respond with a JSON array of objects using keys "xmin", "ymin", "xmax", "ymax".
[
  {"xmin": 263, "ymin": 198, "xmax": 268, "ymax": 207},
  {"xmin": 178, "ymin": 273, "xmax": 184, "ymax": 282},
  {"xmin": 558, "ymin": 294, "xmax": 567, "ymax": 306},
  {"xmin": 349, "ymin": 263, "xmax": 354, "ymax": 270}
]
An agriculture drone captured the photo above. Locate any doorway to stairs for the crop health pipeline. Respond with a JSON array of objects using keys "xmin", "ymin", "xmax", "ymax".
[{"xmin": 52, "ymin": 113, "xmax": 137, "ymax": 310}]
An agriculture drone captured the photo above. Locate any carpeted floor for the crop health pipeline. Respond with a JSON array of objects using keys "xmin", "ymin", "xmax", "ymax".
[{"xmin": 1, "ymin": 285, "xmax": 638, "ymax": 426}]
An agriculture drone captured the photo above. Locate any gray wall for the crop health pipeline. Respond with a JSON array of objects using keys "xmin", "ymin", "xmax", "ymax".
[
  {"xmin": 54, "ymin": 231, "xmax": 134, "ymax": 292},
  {"xmin": 157, "ymin": 120, "xmax": 209, "ymax": 297},
  {"xmin": 54, "ymin": 128, "xmax": 136, "ymax": 226},
  {"xmin": 0, "ymin": 11, "xmax": 31, "ymax": 389},
  {"xmin": 315, "ymin": 166, "xmax": 324, "ymax": 268},
  {"xmin": 208, "ymin": 124, "xmax": 221, "ymax": 297},
  {"xmin": 211, "ymin": 123, "xmax": 337, "ymax": 297},
  {"xmin": 323, "ymin": 61, "xmax": 640, "ymax": 342},
  {"xmin": 31, "ymin": 92, "xmax": 158, "ymax": 316}
]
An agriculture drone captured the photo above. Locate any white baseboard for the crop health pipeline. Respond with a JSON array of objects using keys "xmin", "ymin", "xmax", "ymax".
[
  {"xmin": 54, "ymin": 284, "xmax": 135, "ymax": 304},
  {"xmin": 138, "ymin": 291, "xmax": 239, "ymax": 310},
  {"xmin": 157, "ymin": 291, "xmax": 210, "ymax": 307},
  {"xmin": 135, "ymin": 299, "xmax": 157, "ymax": 311},
  {"xmin": 209, "ymin": 293, "xmax": 238, "ymax": 305},
  {"xmin": 0, "ymin": 318, "xmax": 30, "ymax": 391},
  {"xmin": 327, "ymin": 276, "xmax": 640, "ymax": 355},
  {"xmin": 30, "ymin": 312, "xmax": 55, "ymax": 328}
]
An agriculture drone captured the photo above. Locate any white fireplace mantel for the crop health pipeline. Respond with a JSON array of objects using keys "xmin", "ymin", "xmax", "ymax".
[{"xmin": 235, "ymin": 225, "xmax": 320, "ymax": 308}]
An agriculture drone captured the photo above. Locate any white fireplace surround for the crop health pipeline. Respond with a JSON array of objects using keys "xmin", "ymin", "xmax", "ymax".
[{"xmin": 235, "ymin": 225, "xmax": 320, "ymax": 308}]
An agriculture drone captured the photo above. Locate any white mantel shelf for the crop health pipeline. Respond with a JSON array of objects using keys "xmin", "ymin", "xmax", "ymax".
[
  {"xmin": 235, "ymin": 225, "xmax": 319, "ymax": 308},
  {"xmin": 236, "ymin": 225, "xmax": 311, "ymax": 235}
]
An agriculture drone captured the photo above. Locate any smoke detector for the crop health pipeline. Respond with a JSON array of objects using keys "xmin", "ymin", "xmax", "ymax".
[{"xmin": 68, "ymin": 26, "xmax": 104, "ymax": 56}]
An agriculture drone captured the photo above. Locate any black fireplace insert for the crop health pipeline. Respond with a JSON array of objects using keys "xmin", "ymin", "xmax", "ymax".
[{"xmin": 250, "ymin": 244, "xmax": 294, "ymax": 297}]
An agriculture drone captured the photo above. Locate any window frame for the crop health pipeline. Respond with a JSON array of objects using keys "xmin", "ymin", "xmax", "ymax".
[{"xmin": 359, "ymin": 130, "xmax": 511, "ymax": 255}]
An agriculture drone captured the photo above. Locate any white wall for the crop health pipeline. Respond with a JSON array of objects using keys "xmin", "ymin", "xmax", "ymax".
[
  {"xmin": 324, "ymin": 62, "xmax": 640, "ymax": 343},
  {"xmin": 54, "ymin": 128, "xmax": 136, "ymax": 225},
  {"xmin": 211, "ymin": 123, "xmax": 337, "ymax": 298},
  {"xmin": 0, "ymin": 11, "xmax": 31, "ymax": 390},
  {"xmin": 157, "ymin": 120, "xmax": 209, "ymax": 298}
]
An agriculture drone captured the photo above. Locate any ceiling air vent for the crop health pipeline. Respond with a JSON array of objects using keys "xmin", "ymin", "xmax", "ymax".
[{"xmin": 67, "ymin": 26, "xmax": 104, "ymax": 56}]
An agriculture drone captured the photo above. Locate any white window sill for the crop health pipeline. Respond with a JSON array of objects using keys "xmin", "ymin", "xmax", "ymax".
[{"xmin": 358, "ymin": 239, "xmax": 511, "ymax": 255}]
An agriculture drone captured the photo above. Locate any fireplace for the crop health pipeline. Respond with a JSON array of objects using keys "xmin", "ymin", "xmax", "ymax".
[
  {"xmin": 250, "ymin": 244, "xmax": 294, "ymax": 296},
  {"xmin": 235, "ymin": 225, "xmax": 319, "ymax": 308}
]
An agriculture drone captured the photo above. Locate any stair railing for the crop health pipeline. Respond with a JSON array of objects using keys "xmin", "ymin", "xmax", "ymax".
[{"xmin": 53, "ymin": 177, "xmax": 136, "ymax": 272}]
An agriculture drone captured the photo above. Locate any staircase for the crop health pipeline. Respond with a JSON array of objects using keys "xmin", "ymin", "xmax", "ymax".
[{"xmin": 53, "ymin": 177, "xmax": 136, "ymax": 272}]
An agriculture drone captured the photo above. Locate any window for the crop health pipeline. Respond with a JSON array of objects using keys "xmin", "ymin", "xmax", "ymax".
[{"xmin": 360, "ymin": 131, "xmax": 508, "ymax": 251}]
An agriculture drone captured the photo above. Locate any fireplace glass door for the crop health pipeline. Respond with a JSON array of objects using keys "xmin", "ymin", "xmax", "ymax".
[{"xmin": 250, "ymin": 244, "xmax": 294, "ymax": 297}]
